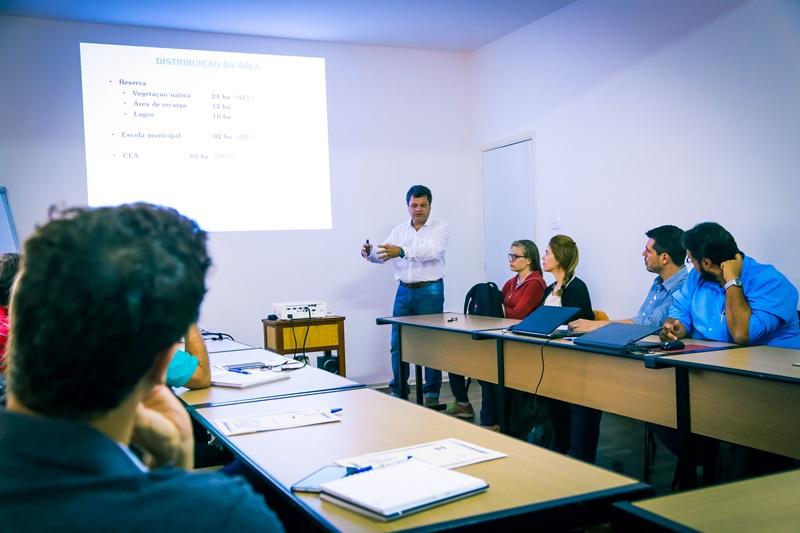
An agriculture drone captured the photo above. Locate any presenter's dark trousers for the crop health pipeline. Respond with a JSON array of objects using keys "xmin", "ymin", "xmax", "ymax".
[{"xmin": 389, "ymin": 279, "xmax": 443, "ymax": 399}]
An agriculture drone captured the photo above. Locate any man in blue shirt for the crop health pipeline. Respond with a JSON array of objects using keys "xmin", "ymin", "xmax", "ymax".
[
  {"xmin": 570, "ymin": 225, "xmax": 688, "ymax": 332},
  {"xmin": 657, "ymin": 222, "xmax": 800, "ymax": 488},
  {"xmin": 0, "ymin": 204, "xmax": 283, "ymax": 531},
  {"xmin": 662, "ymin": 222, "xmax": 800, "ymax": 347}
]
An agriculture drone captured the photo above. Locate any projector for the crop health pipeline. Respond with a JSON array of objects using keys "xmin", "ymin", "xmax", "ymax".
[{"xmin": 272, "ymin": 301, "xmax": 328, "ymax": 320}]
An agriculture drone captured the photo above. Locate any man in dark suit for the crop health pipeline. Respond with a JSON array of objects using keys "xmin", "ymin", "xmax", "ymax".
[{"xmin": 0, "ymin": 203, "xmax": 283, "ymax": 531}]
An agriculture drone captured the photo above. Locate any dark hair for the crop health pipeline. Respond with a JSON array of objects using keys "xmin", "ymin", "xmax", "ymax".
[
  {"xmin": 645, "ymin": 225, "xmax": 685, "ymax": 266},
  {"xmin": 682, "ymin": 222, "xmax": 739, "ymax": 265},
  {"xmin": 511, "ymin": 239, "xmax": 542, "ymax": 274},
  {"xmin": 0, "ymin": 253, "xmax": 20, "ymax": 307},
  {"xmin": 406, "ymin": 185, "xmax": 432, "ymax": 204},
  {"xmin": 548, "ymin": 235, "xmax": 579, "ymax": 296},
  {"xmin": 8, "ymin": 203, "xmax": 210, "ymax": 420}
]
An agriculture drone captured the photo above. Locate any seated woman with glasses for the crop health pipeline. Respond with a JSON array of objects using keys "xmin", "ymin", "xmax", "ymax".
[
  {"xmin": 446, "ymin": 240, "xmax": 546, "ymax": 430},
  {"xmin": 540, "ymin": 234, "xmax": 601, "ymax": 462},
  {"xmin": 494, "ymin": 240, "xmax": 548, "ymax": 433}
]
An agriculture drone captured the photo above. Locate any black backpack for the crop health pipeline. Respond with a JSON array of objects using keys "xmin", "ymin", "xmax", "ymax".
[{"xmin": 463, "ymin": 282, "xmax": 504, "ymax": 318}]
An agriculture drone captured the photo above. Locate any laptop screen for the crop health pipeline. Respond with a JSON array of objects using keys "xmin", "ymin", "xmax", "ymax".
[
  {"xmin": 509, "ymin": 306, "xmax": 582, "ymax": 336},
  {"xmin": 573, "ymin": 323, "xmax": 661, "ymax": 351}
]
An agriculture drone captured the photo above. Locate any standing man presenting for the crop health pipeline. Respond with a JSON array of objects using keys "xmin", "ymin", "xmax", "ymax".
[{"xmin": 362, "ymin": 185, "xmax": 449, "ymax": 405}]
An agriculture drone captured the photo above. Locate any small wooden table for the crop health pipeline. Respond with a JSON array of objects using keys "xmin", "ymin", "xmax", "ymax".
[
  {"xmin": 612, "ymin": 469, "xmax": 800, "ymax": 532},
  {"xmin": 262, "ymin": 315, "xmax": 346, "ymax": 376}
]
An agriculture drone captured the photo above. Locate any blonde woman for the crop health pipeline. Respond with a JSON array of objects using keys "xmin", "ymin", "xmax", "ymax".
[
  {"xmin": 541, "ymin": 235, "xmax": 593, "ymax": 320},
  {"xmin": 541, "ymin": 235, "xmax": 601, "ymax": 463}
]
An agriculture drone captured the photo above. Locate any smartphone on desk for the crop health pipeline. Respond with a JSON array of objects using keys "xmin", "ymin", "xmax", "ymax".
[{"xmin": 291, "ymin": 465, "xmax": 350, "ymax": 493}]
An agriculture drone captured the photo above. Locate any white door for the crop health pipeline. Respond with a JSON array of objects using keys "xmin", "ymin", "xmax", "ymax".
[{"xmin": 481, "ymin": 139, "xmax": 535, "ymax": 286}]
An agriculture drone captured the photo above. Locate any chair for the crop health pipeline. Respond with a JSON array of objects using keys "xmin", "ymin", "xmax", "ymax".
[{"xmin": 593, "ymin": 309, "xmax": 609, "ymax": 321}]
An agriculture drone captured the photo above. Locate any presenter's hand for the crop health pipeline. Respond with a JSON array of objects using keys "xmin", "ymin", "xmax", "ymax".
[
  {"xmin": 361, "ymin": 241, "xmax": 373, "ymax": 259},
  {"xmin": 132, "ymin": 384, "xmax": 194, "ymax": 470},
  {"xmin": 660, "ymin": 318, "xmax": 687, "ymax": 342},
  {"xmin": 377, "ymin": 243, "xmax": 403, "ymax": 261},
  {"xmin": 568, "ymin": 319, "xmax": 606, "ymax": 333},
  {"xmin": 721, "ymin": 252, "xmax": 744, "ymax": 283}
]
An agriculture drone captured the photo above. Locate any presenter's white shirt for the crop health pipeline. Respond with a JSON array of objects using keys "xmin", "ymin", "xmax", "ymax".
[{"xmin": 368, "ymin": 217, "xmax": 449, "ymax": 283}]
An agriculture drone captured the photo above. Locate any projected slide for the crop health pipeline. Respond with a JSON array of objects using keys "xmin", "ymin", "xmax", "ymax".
[{"xmin": 80, "ymin": 43, "xmax": 332, "ymax": 231}]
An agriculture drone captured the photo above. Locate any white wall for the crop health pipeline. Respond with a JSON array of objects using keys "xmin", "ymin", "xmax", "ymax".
[
  {"xmin": 3, "ymin": 0, "xmax": 798, "ymax": 385},
  {"xmin": 0, "ymin": 15, "xmax": 482, "ymax": 385},
  {"xmin": 470, "ymin": 0, "xmax": 800, "ymax": 318}
]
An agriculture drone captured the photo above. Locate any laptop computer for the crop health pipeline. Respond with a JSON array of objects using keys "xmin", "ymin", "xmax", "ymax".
[
  {"xmin": 508, "ymin": 306, "xmax": 582, "ymax": 338},
  {"xmin": 572, "ymin": 322, "xmax": 661, "ymax": 355}
]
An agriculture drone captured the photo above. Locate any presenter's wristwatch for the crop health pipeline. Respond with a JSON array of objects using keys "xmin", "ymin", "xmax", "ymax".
[
  {"xmin": 724, "ymin": 277, "xmax": 743, "ymax": 290},
  {"xmin": 398, "ymin": 248, "xmax": 405, "ymax": 259}
]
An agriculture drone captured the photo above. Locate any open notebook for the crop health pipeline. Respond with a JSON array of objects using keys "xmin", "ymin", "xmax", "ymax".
[
  {"xmin": 210, "ymin": 365, "xmax": 290, "ymax": 388},
  {"xmin": 319, "ymin": 459, "xmax": 488, "ymax": 522}
]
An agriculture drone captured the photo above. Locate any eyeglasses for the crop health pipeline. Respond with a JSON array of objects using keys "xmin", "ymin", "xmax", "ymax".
[
  {"xmin": 686, "ymin": 256, "xmax": 697, "ymax": 265},
  {"xmin": 508, "ymin": 254, "xmax": 527, "ymax": 261}
]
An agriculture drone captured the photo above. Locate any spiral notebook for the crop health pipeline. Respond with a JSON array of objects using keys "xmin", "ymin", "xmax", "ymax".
[{"xmin": 319, "ymin": 459, "xmax": 488, "ymax": 522}]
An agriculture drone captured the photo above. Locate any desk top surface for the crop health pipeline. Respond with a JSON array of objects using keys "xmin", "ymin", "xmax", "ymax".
[
  {"xmin": 377, "ymin": 312, "xmax": 519, "ymax": 333},
  {"xmin": 659, "ymin": 344, "xmax": 800, "ymax": 383},
  {"xmin": 177, "ymin": 338, "xmax": 255, "ymax": 354},
  {"xmin": 196, "ymin": 388, "xmax": 647, "ymax": 532},
  {"xmin": 618, "ymin": 469, "xmax": 800, "ymax": 532},
  {"xmin": 482, "ymin": 329, "xmax": 734, "ymax": 358},
  {"xmin": 175, "ymin": 349, "xmax": 362, "ymax": 408}
]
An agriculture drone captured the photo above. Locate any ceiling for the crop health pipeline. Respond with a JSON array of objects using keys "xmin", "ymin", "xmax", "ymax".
[{"xmin": 0, "ymin": 0, "xmax": 577, "ymax": 51}]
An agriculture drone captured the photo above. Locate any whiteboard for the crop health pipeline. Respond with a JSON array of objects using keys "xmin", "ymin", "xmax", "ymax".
[{"xmin": 0, "ymin": 187, "xmax": 19, "ymax": 253}]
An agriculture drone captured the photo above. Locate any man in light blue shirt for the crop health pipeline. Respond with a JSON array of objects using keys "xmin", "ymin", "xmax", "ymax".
[
  {"xmin": 167, "ymin": 323, "xmax": 212, "ymax": 389},
  {"xmin": 663, "ymin": 222, "xmax": 800, "ymax": 348},
  {"xmin": 570, "ymin": 225, "xmax": 688, "ymax": 332}
]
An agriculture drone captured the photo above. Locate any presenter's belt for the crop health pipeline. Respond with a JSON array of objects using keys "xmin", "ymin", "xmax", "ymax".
[{"xmin": 399, "ymin": 278, "xmax": 443, "ymax": 290}]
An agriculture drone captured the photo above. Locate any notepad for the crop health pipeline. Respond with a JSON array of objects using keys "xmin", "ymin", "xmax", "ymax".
[
  {"xmin": 319, "ymin": 459, "xmax": 488, "ymax": 521},
  {"xmin": 214, "ymin": 408, "xmax": 341, "ymax": 436},
  {"xmin": 210, "ymin": 365, "xmax": 291, "ymax": 388},
  {"xmin": 336, "ymin": 438, "xmax": 506, "ymax": 470}
]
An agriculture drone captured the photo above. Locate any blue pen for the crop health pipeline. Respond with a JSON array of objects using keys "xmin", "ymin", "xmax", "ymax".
[
  {"xmin": 349, "ymin": 455, "xmax": 412, "ymax": 475},
  {"xmin": 330, "ymin": 408, "xmax": 343, "ymax": 414},
  {"xmin": 228, "ymin": 368, "xmax": 250, "ymax": 375}
]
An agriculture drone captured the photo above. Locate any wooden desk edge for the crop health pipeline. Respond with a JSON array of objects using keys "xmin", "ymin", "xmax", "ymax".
[
  {"xmin": 612, "ymin": 501, "xmax": 694, "ymax": 533},
  {"xmin": 180, "ymin": 383, "xmax": 367, "ymax": 410},
  {"xmin": 659, "ymin": 356, "xmax": 800, "ymax": 385}
]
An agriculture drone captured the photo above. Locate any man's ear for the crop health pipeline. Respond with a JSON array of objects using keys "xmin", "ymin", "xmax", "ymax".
[
  {"xmin": 146, "ymin": 344, "xmax": 178, "ymax": 386},
  {"xmin": 700, "ymin": 258, "xmax": 715, "ymax": 269}
]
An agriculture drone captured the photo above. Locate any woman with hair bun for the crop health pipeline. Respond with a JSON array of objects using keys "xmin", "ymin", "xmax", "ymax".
[
  {"xmin": 541, "ymin": 235, "xmax": 593, "ymax": 319},
  {"xmin": 541, "ymin": 235, "xmax": 602, "ymax": 463}
]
